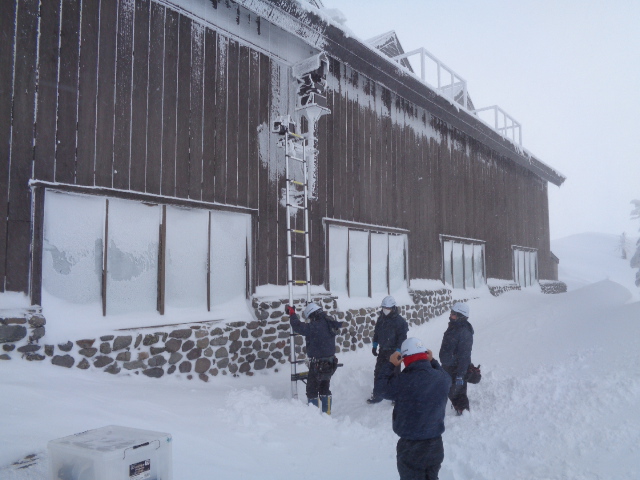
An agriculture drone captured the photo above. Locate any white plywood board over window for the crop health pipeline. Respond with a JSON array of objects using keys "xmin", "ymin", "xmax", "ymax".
[
  {"xmin": 348, "ymin": 230, "xmax": 369, "ymax": 297},
  {"xmin": 165, "ymin": 206, "xmax": 209, "ymax": 311},
  {"xmin": 329, "ymin": 226, "xmax": 348, "ymax": 295},
  {"xmin": 210, "ymin": 210, "xmax": 251, "ymax": 306},
  {"xmin": 106, "ymin": 199, "xmax": 160, "ymax": 315},
  {"xmin": 42, "ymin": 191, "xmax": 104, "ymax": 308},
  {"xmin": 371, "ymin": 233, "xmax": 388, "ymax": 296}
]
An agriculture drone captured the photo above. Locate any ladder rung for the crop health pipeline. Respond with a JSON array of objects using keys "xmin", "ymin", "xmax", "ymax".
[
  {"xmin": 289, "ymin": 229, "xmax": 306, "ymax": 235},
  {"xmin": 290, "ymin": 254, "xmax": 307, "ymax": 259},
  {"xmin": 289, "ymin": 280, "xmax": 308, "ymax": 285},
  {"xmin": 286, "ymin": 203, "xmax": 305, "ymax": 210},
  {"xmin": 286, "ymin": 179, "xmax": 306, "ymax": 186},
  {"xmin": 288, "ymin": 155, "xmax": 305, "ymax": 163},
  {"xmin": 291, "ymin": 372, "xmax": 309, "ymax": 382},
  {"xmin": 290, "ymin": 359, "xmax": 306, "ymax": 363}
]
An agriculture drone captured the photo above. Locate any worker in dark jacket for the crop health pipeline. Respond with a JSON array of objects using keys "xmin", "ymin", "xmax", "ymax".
[
  {"xmin": 379, "ymin": 337, "xmax": 451, "ymax": 480},
  {"xmin": 286, "ymin": 302, "xmax": 343, "ymax": 414},
  {"xmin": 438, "ymin": 302, "xmax": 474, "ymax": 415},
  {"xmin": 368, "ymin": 295, "xmax": 409, "ymax": 404}
]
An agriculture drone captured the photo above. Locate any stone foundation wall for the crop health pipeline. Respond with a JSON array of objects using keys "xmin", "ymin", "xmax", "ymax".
[
  {"xmin": 539, "ymin": 280, "xmax": 568, "ymax": 294},
  {"xmin": 488, "ymin": 284, "xmax": 521, "ymax": 296},
  {"xmin": 0, "ymin": 308, "xmax": 46, "ymax": 361},
  {"xmin": 1, "ymin": 283, "xmax": 545, "ymax": 380}
]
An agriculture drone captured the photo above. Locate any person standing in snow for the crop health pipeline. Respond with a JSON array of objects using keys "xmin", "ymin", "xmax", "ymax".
[
  {"xmin": 368, "ymin": 295, "xmax": 409, "ymax": 404},
  {"xmin": 286, "ymin": 302, "xmax": 343, "ymax": 414},
  {"xmin": 438, "ymin": 302, "xmax": 474, "ymax": 415},
  {"xmin": 379, "ymin": 337, "xmax": 451, "ymax": 480}
]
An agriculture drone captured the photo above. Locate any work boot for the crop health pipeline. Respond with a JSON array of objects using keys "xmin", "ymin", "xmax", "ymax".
[
  {"xmin": 319, "ymin": 395, "xmax": 332, "ymax": 415},
  {"xmin": 366, "ymin": 396, "xmax": 382, "ymax": 404},
  {"xmin": 308, "ymin": 397, "xmax": 320, "ymax": 408}
]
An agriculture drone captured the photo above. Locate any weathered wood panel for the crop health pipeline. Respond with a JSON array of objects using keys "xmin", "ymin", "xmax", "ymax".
[
  {"xmin": 55, "ymin": 0, "xmax": 81, "ymax": 185},
  {"xmin": 0, "ymin": 0, "xmax": 17, "ymax": 290},
  {"xmin": 226, "ymin": 39, "xmax": 240, "ymax": 206},
  {"xmin": 76, "ymin": 0, "xmax": 100, "ymax": 186},
  {"xmin": 237, "ymin": 45, "xmax": 250, "ymax": 207},
  {"xmin": 94, "ymin": 0, "xmax": 118, "ymax": 187},
  {"xmin": 201, "ymin": 28, "xmax": 217, "ymax": 202},
  {"xmin": 213, "ymin": 35, "xmax": 228, "ymax": 204},
  {"xmin": 6, "ymin": 0, "xmax": 38, "ymax": 291},
  {"xmin": 175, "ymin": 14, "xmax": 192, "ymax": 199},
  {"xmin": 161, "ymin": 9, "xmax": 178, "ymax": 196},
  {"xmin": 188, "ymin": 22, "xmax": 205, "ymax": 200},
  {"xmin": 113, "ymin": 0, "xmax": 135, "ymax": 190},
  {"xmin": 33, "ymin": 0, "xmax": 60, "ymax": 182},
  {"xmin": 247, "ymin": 50, "xmax": 260, "ymax": 211},
  {"xmin": 255, "ymin": 52, "xmax": 270, "ymax": 286},
  {"xmin": 145, "ymin": 2, "xmax": 164, "ymax": 194},
  {"xmin": 130, "ymin": 0, "xmax": 150, "ymax": 192}
]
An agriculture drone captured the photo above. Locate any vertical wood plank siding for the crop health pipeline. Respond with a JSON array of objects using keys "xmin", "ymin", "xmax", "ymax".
[
  {"xmin": 113, "ymin": 0, "xmax": 135, "ymax": 190},
  {"xmin": 130, "ymin": 0, "xmax": 150, "ymax": 192},
  {"xmin": 6, "ymin": 0, "xmax": 39, "ymax": 291},
  {"xmin": 0, "ymin": 0, "xmax": 17, "ymax": 291},
  {"xmin": 33, "ymin": 0, "xmax": 60, "ymax": 183},
  {"xmin": 55, "ymin": 0, "xmax": 81, "ymax": 185},
  {"xmin": 1, "ymin": 0, "xmax": 555, "ymax": 296}
]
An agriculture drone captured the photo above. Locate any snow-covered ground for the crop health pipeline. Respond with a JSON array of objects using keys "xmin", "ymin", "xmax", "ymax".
[{"xmin": 1, "ymin": 233, "xmax": 639, "ymax": 479}]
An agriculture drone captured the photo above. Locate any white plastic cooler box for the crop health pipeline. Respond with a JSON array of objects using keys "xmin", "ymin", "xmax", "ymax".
[{"xmin": 48, "ymin": 425, "xmax": 172, "ymax": 480}]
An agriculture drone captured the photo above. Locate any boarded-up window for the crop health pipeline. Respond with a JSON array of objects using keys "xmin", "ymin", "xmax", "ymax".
[
  {"xmin": 106, "ymin": 199, "xmax": 160, "ymax": 315},
  {"xmin": 328, "ymin": 224, "xmax": 408, "ymax": 298},
  {"xmin": 42, "ymin": 191, "xmax": 104, "ymax": 309},
  {"xmin": 441, "ymin": 236, "xmax": 485, "ymax": 289},
  {"xmin": 389, "ymin": 234, "xmax": 407, "ymax": 294},
  {"xmin": 348, "ymin": 230, "xmax": 369, "ymax": 297},
  {"xmin": 41, "ymin": 191, "xmax": 251, "ymax": 317},
  {"xmin": 210, "ymin": 210, "xmax": 251, "ymax": 306},
  {"xmin": 165, "ymin": 206, "xmax": 209, "ymax": 311},
  {"xmin": 371, "ymin": 233, "xmax": 389, "ymax": 296},
  {"xmin": 513, "ymin": 247, "xmax": 538, "ymax": 287},
  {"xmin": 329, "ymin": 226, "xmax": 348, "ymax": 295}
]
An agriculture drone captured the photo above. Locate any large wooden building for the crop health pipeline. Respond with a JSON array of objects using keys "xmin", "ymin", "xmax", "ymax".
[{"xmin": 1, "ymin": 0, "xmax": 565, "ymax": 323}]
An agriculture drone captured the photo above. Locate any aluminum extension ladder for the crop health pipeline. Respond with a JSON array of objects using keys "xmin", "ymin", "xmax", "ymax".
[{"xmin": 282, "ymin": 129, "xmax": 312, "ymax": 400}]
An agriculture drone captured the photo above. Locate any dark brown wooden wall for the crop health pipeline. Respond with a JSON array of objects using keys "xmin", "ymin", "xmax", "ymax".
[
  {"xmin": 310, "ymin": 60, "xmax": 553, "ymax": 283},
  {"xmin": 1, "ymin": 0, "xmax": 554, "ymax": 297},
  {"xmin": 0, "ymin": 0, "xmax": 277, "ymax": 294}
]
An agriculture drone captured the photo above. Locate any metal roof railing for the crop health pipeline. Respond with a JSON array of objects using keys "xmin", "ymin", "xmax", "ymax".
[{"xmin": 391, "ymin": 47, "xmax": 523, "ymax": 146}]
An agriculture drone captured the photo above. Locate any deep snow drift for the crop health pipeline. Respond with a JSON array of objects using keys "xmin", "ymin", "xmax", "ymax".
[{"xmin": 1, "ymin": 233, "xmax": 639, "ymax": 479}]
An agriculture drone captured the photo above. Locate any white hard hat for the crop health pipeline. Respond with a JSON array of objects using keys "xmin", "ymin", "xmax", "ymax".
[
  {"xmin": 451, "ymin": 302, "xmax": 469, "ymax": 318},
  {"xmin": 381, "ymin": 296, "xmax": 396, "ymax": 308},
  {"xmin": 303, "ymin": 302, "xmax": 322, "ymax": 318},
  {"xmin": 400, "ymin": 337, "xmax": 426, "ymax": 357}
]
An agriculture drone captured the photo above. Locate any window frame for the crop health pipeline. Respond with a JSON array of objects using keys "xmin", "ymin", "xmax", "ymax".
[
  {"xmin": 40, "ymin": 188, "xmax": 254, "ymax": 317},
  {"xmin": 440, "ymin": 234, "xmax": 486, "ymax": 289},
  {"xmin": 512, "ymin": 245, "xmax": 538, "ymax": 287},
  {"xmin": 324, "ymin": 218, "xmax": 409, "ymax": 298}
]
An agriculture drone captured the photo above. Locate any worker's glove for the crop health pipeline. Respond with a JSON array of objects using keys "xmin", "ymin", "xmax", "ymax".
[
  {"xmin": 285, "ymin": 305, "xmax": 296, "ymax": 316},
  {"xmin": 372, "ymin": 346, "xmax": 378, "ymax": 357},
  {"xmin": 455, "ymin": 376, "xmax": 464, "ymax": 387}
]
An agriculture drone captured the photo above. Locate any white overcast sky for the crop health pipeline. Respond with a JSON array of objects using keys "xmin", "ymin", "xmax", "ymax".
[{"xmin": 319, "ymin": 0, "xmax": 640, "ymax": 240}]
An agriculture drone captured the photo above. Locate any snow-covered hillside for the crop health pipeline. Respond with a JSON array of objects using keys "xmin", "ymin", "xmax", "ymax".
[{"xmin": 1, "ymin": 233, "xmax": 639, "ymax": 479}]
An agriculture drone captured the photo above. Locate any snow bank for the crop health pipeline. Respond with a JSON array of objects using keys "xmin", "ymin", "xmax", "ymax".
[
  {"xmin": 1, "ymin": 233, "xmax": 639, "ymax": 479},
  {"xmin": 552, "ymin": 232, "xmax": 639, "ymax": 301}
]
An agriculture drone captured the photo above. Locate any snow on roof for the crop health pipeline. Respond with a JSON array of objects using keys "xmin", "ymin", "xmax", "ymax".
[
  {"xmin": 164, "ymin": 0, "xmax": 565, "ymax": 186},
  {"xmin": 366, "ymin": 30, "xmax": 414, "ymax": 74}
]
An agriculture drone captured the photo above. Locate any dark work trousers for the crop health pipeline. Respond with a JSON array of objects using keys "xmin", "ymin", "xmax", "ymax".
[
  {"xmin": 396, "ymin": 436, "xmax": 444, "ymax": 480},
  {"xmin": 306, "ymin": 358, "xmax": 335, "ymax": 399},
  {"xmin": 372, "ymin": 349, "xmax": 401, "ymax": 401},
  {"xmin": 443, "ymin": 365, "xmax": 469, "ymax": 412}
]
